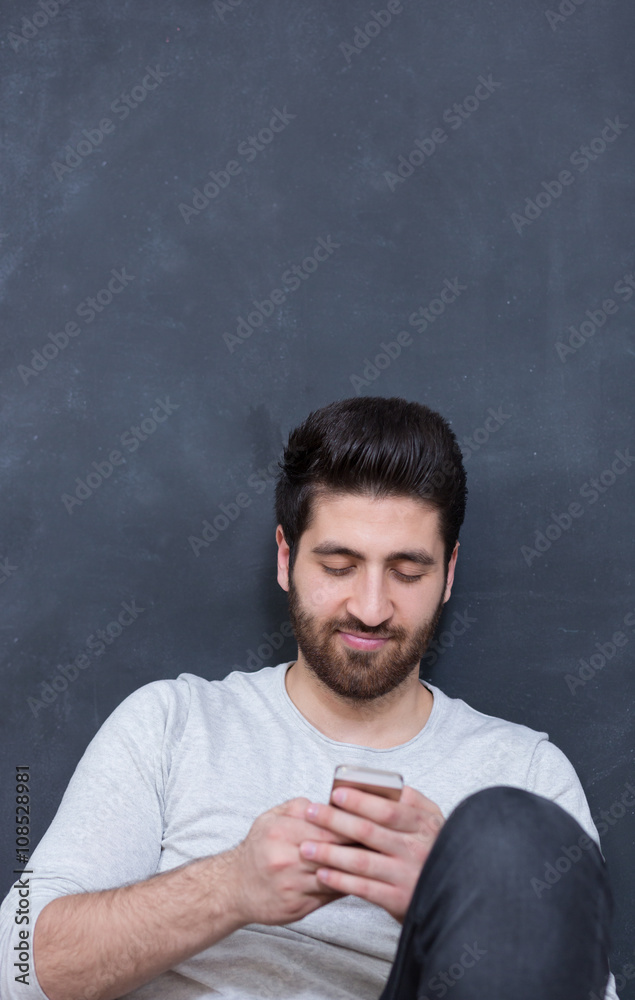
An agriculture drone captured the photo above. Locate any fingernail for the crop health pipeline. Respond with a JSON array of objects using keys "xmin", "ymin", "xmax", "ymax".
[
  {"xmin": 306, "ymin": 803, "xmax": 319, "ymax": 818},
  {"xmin": 332, "ymin": 788, "xmax": 346, "ymax": 804},
  {"xmin": 301, "ymin": 841, "xmax": 316, "ymax": 857}
]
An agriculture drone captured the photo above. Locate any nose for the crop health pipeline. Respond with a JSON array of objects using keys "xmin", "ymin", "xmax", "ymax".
[{"xmin": 345, "ymin": 569, "xmax": 394, "ymax": 629}]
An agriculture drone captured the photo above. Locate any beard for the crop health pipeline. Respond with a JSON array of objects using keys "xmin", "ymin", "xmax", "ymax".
[{"xmin": 286, "ymin": 568, "xmax": 446, "ymax": 703}]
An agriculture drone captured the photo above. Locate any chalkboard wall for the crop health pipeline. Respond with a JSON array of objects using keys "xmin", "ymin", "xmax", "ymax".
[{"xmin": 1, "ymin": 0, "xmax": 633, "ymax": 993}]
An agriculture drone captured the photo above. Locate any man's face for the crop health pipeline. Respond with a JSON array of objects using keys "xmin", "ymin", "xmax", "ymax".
[{"xmin": 277, "ymin": 492, "xmax": 458, "ymax": 703}]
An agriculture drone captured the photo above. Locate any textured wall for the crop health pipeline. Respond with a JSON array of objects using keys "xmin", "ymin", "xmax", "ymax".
[{"xmin": 1, "ymin": 0, "xmax": 633, "ymax": 992}]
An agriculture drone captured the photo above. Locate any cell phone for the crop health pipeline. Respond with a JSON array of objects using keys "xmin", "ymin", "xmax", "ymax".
[{"xmin": 331, "ymin": 764, "xmax": 404, "ymax": 802}]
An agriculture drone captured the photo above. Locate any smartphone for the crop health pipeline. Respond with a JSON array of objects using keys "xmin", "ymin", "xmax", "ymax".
[{"xmin": 331, "ymin": 764, "xmax": 404, "ymax": 802}]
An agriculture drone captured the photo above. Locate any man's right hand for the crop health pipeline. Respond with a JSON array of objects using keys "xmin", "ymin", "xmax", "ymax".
[
  {"xmin": 230, "ymin": 796, "xmax": 356, "ymax": 925},
  {"xmin": 31, "ymin": 797, "xmax": 356, "ymax": 1000}
]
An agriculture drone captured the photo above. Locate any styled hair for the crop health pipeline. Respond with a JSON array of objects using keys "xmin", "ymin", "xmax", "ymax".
[{"xmin": 274, "ymin": 396, "xmax": 467, "ymax": 575}]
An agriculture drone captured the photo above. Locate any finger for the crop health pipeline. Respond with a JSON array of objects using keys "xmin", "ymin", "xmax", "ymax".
[
  {"xmin": 304, "ymin": 802, "xmax": 397, "ymax": 855},
  {"xmin": 400, "ymin": 784, "xmax": 441, "ymax": 812},
  {"xmin": 306, "ymin": 883, "xmax": 348, "ymax": 903},
  {"xmin": 278, "ymin": 800, "xmax": 362, "ymax": 843},
  {"xmin": 327, "ymin": 786, "xmax": 444, "ymax": 839},
  {"xmin": 313, "ymin": 863, "xmax": 410, "ymax": 918},
  {"xmin": 400, "ymin": 786, "xmax": 446, "ymax": 833},
  {"xmin": 295, "ymin": 865, "xmax": 349, "ymax": 901},
  {"xmin": 305, "ymin": 799, "xmax": 441, "ymax": 861},
  {"xmin": 327, "ymin": 786, "xmax": 416, "ymax": 832},
  {"xmin": 300, "ymin": 839, "xmax": 399, "ymax": 883},
  {"xmin": 275, "ymin": 797, "xmax": 313, "ymax": 817},
  {"xmin": 295, "ymin": 818, "xmax": 360, "ymax": 846}
]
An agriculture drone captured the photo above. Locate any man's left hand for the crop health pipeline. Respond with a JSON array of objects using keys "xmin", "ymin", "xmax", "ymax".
[{"xmin": 300, "ymin": 785, "xmax": 444, "ymax": 923}]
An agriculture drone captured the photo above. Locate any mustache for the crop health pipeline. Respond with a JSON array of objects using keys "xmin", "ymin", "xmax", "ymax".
[{"xmin": 333, "ymin": 624, "xmax": 401, "ymax": 639}]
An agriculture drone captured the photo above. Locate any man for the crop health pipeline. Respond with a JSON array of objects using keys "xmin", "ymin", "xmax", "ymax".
[{"xmin": 0, "ymin": 396, "xmax": 618, "ymax": 999}]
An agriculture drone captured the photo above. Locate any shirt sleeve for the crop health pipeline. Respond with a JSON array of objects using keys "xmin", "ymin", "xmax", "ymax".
[
  {"xmin": 525, "ymin": 737, "xmax": 603, "ymax": 851},
  {"xmin": 0, "ymin": 678, "xmax": 190, "ymax": 1000},
  {"xmin": 525, "ymin": 737, "xmax": 620, "ymax": 1000}
]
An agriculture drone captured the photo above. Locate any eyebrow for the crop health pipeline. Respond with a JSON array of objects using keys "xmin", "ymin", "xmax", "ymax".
[{"xmin": 310, "ymin": 541, "xmax": 436, "ymax": 568}]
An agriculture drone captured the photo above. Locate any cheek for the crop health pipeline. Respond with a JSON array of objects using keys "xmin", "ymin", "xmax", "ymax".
[
  {"xmin": 413, "ymin": 587, "xmax": 444, "ymax": 621},
  {"xmin": 300, "ymin": 573, "xmax": 343, "ymax": 615}
]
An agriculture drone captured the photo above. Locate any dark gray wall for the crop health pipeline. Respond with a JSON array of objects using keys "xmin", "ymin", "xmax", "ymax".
[{"xmin": 1, "ymin": 0, "xmax": 634, "ymax": 993}]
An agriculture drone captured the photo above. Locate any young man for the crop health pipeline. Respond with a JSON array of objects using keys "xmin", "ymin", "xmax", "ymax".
[{"xmin": 0, "ymin": 396, "xmax": 618, "ymax": 999}]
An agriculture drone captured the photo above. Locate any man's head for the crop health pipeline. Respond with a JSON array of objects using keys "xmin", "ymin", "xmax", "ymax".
[{"xmin": 273, "ymin": 396, "xmax": 467, "ymax": 702}]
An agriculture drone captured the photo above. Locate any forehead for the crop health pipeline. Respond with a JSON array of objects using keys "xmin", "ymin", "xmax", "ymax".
[{"xmin": 305, "ymin": 492, "xmax": 442, "ymax": 547}]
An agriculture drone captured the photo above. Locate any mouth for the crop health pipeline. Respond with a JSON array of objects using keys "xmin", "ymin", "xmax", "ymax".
[{"xmin": 338, "ymin": 630, "xmax": 391, "ymax": 650}]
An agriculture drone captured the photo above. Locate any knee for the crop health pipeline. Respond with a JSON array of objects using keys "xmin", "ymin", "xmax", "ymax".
[
  {"xmin": 440, "ymin": 785, "xmax": 600, "ymax": 869},
  {"xmin": 406, "ymin": 786, "xmax": 612, "ymax": 936},
  {"xmin": 450, "ymin": 784, "xmax": 579, "ymax": 831}
]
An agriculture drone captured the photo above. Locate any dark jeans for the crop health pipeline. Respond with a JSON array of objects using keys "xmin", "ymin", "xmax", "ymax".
[{"xmin": 379, "ymin": 786, "xmax": 614, "ymax": 1000}]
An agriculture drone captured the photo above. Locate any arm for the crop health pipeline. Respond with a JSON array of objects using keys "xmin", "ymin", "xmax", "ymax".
[
  {"xmin": 34, "ymin": 848, "xmax": 244, "ymax": 1000},
  {"xmin": 35, "ymin": 794, "xmax": 351, "ymax": 1000},
  {"xmin": 0, "ymin": 679, "xmax": 193, "ymax": 1000},
  {"xmin": 525, "ymin": 737, "xmax": 603, "ymax": 847},
  {"xmin": 2, "ymin": 680, "xmax": 350, "ymax": 1000}
]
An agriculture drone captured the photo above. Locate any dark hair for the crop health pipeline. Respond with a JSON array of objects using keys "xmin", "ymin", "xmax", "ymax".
[{"xmin": 274, "ymin": 396, "xmax": 467, "ymax": 575}]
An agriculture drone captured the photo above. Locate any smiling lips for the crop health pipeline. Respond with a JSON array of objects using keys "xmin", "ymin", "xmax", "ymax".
[{"xmin": 338, "ymin": 630, "xmax": 391, "ymax": 650}]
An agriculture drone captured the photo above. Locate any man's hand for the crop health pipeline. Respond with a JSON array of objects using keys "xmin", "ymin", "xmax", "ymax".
[
  {"xmin": 230, "ymin": 797, "xmax": 360, "ymax": 927},
  {"xmin": 32, "ymin": 798, "xmax": 359, "ymax": 1000},
  {"xmin": 298, "ymin": 785, "xmax": 444, "ymax": 923}
]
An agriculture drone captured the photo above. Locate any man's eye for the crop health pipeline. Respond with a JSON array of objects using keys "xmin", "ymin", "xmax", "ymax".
[
  {"xmin": 394, "ymin": 572, "xmax": 423, "ymax": 583},
  {"xmin": 322, "ymin": 566, "xmax": 422, "ymax": 583}
]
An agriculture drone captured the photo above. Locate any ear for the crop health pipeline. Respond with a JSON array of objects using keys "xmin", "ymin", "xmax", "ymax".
[
  {"xmin": 442, "ymin": 541, "xmax": 460, "ymax": 603},
  {"xmin": 276, "ymin": 525, "xmax": 290, "ymax": 592}
]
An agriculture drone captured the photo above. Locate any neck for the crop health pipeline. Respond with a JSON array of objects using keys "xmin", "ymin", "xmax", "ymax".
[{"xmin": 283, "ymin": 658, "xmax": 433, "ymax": 749}]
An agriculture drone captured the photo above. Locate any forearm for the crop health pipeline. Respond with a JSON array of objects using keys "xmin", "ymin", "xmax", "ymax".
[{"xmin": 34, "ymin": 849, "xmax": 245, "ymax": 1000}]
